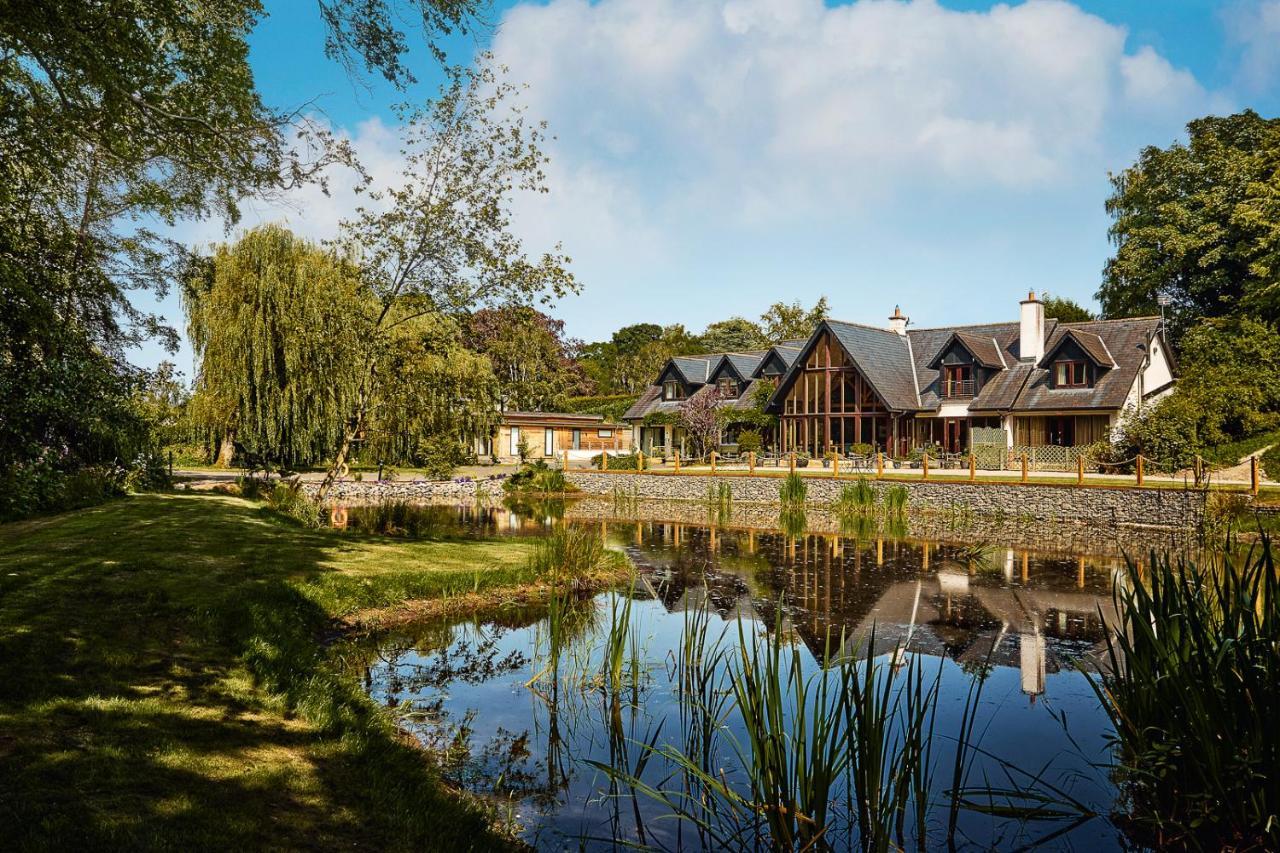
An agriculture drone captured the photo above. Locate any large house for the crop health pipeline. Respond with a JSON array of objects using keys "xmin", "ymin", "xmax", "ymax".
[{"xmin": 624, "ymin": 292, "xmax": 1175, "ymax": 458}]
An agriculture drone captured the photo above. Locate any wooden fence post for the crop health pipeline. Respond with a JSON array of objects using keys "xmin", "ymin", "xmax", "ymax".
[
  {"xmin": 1076, "ymin": 453, "xmax": 1084, "ymax": 486},
  {"xmin": 876, "ymin": 452, "xmax": 884, "ymax": 479},
  {"xmin": 833, "ymin": 456, "xmax": 840, "ymax": 479},
  {"xmin": 563, "ymin": 449, "xmax": 569, "ymax": 471},
  {"xmin": 1194, "ymin": 455, "xmax": 1203, "ymax": 483},
  {"xmin": 789, "ymin": 452, "xmax": 796, "ymax": 474},
  {"xmin": 673, "ymin": 451, "xmax": 680, "ymax": 474},
  {"xmin": 1136, "ymin": 454, "xmax": 1144, "ymax": 487},
  {"xmin": 1251, "ymin": 455, "xmax": 1260, "ymax": 496},
  {"xmin": 1020, "ymin": 453, "xmax": 1028, "ymax": 483},
  {"xmin": 710, "ymin": 451, "xmax": 717, "ymax": 474},
  {"xmin": 602, "ymin": 451, "xmax": 608, "ymax": 471},
  {"xmin": 922, "ymin": 453, "xmax": 929, "ymax": 481},
  {"xmin": 748, "ymin": 451, "xmax": 755, "ymax": 474},
  {"xmin": 968, "ymin": 453, "xmax": 976, "ymax": 481},
  {"xmin": 637, "ymin": 451, "xmax": 644, "ymax": 472}
]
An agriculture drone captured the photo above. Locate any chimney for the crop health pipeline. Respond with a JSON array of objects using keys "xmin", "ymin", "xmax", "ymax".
[
  {"xmin": 888, "ymin": 305, "xmax": 908, "ymax": 336},
  {"xmin": 1019, "ymin": 290, "xmax": 1044, "ymax": 362}
]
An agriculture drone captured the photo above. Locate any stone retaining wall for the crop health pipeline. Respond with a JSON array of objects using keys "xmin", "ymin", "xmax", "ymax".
[
  {"xmin": 566, "ymin": 471, "xmax": 1207, "ymax": 529},
  {"xmin": 301, "ymin": 478, "xmax": 499, "ymax": 502}
]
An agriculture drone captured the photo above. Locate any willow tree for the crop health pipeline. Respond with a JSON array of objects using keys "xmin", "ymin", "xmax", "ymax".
[
  {"xmin": 318, "ymin": 57, "xmax": 578, "ymax": 496},
  {"xmin": 184, "ymin": 225, "xmax": 369, "ymax": 468}
]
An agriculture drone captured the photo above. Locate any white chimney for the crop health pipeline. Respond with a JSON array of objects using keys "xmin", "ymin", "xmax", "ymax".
[
  {"xmin": 1019, "ymin": 290, "xmax": 1044, "ymax": 362},
  {"xmin": 888, "ymin": 305, "xmax": 908, "ymax": 336}
]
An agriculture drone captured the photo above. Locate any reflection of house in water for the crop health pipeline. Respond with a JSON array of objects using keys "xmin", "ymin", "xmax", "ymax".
[{"xmin": 621, "ymin": 521, "xmax": 1122, "ymax": 703}]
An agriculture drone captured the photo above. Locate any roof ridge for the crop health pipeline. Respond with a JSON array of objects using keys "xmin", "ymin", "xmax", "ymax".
[
  {"xmin": 907, "ymin": 320, "xmax": 1019, "ymax": 332},
  {"xmin": 827, "ymin": 317, "xmax": 901, "ymax": 335},
  {"xmin": 1059, "ymin": 315, "xmax": 1160, "ymax": 325}
]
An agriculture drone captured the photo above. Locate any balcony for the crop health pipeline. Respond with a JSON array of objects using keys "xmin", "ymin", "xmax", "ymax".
[{"xmin": 940, "ymin": 379, "xmax": 975, "ymax": 399}]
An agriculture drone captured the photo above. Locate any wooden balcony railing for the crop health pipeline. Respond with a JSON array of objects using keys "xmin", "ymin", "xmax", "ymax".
[{"xmin": 940, "ymin": 379, "xmax": 976, "ymax": 399}]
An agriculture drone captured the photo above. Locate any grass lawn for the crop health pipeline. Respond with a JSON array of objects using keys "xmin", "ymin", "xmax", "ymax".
[{"xmin": 0, "ymin": 493, "xmax": 565, "ymax": 851}]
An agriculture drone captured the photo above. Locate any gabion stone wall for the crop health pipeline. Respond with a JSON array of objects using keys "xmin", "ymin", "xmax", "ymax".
[{"xmin": 565, "ymin": 471, "xmax": 1206, "ymax": 529}]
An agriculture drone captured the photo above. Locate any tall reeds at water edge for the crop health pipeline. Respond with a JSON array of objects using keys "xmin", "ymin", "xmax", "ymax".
[
  {"xmin": 778, "ymin": 472, "xmax": 807, "ymax": 507},
  {"xmin": 593, "ymin": 605, "xmax": 1086, "ymax": 850},
  {"xmin": 1093, "ymin": 539, "xmax": 1280, "ymax": 849},
  {"xmin": 527, "ymin": 523, "xmax": 609, "ymax": 580}
]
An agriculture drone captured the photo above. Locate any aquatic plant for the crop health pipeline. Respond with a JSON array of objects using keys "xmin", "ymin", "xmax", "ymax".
[
  {"xmin": 1092, "ymin": 540, "xmax": 1280, "ymax": 850},
  {"xmin": 778, "ymin": 506, "xmax": 807, "ymax": 539},
  {"xmin": 707, "ymin": 481, "xmax": 733, "ymax": 524},
  {"xmin": 611, "ymin": 484, "xmax": 639, "ymax": 514},
  {"xmin": 833, "ymin": 478, "xmax": 877, "ymax": 515},
  {"xmin": 882, "ymin": 484, "xmax": 909, "ymax": 516},
  {"xmin": 527, "ymin": 523, "xmax": 611, "ymax": 580},
  {"xmin": 779, "ymin": 472, "xmax": 807, "ymax": 507},
  {"xmin": 345, "ymin": 500, "xmax": 449, "ymax": 538}
]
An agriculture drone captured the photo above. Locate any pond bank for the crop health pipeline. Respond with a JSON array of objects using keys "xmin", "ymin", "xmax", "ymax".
[{"xmin": 565, "ymin": 470, "xmax": 1208, "ymax": 529}]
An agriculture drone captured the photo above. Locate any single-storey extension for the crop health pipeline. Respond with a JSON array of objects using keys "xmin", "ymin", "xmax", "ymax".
[{"xmin": 476, "ymin": 411, "xmax": 632, "ymax": 463}]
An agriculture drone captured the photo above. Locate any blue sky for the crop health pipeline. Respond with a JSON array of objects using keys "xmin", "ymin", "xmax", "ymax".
[{"xmin": 136, "ymin": 0, "xmax": 1280, "ymax": 375}]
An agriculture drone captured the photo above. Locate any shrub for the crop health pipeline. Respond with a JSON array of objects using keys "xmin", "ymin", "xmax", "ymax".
[
  {"xmin": 125, "ymin": 452, "xmax": 171, "ymax": 493},
  {"xmin": 265, "ymin": 479, "xmax": 323, "ymax": 528},
  {"xmin": 1264, "ymin": 444, "xmax": 1280, "ymax": 481},
  {"xmin": 737, "ymin": 429, "xmax": 762, "ymax": 454},
  {"xmin": 1114, "ymin": 395, "xmax": 1203, "ymax": 471},
  {"xmin": 505, "ymin": 460, "xmax": 570, "ymax": 493},
  {"xmin": 418, "ymin": 436, "xmax": 469, "ymax": 481},
  {"xmin": 0, "ymin": 456, "xmax": 126, "ymax": 521},
  {"xmin": 591, "ymin": 451, "xmax": 643, "ymax": 470}
]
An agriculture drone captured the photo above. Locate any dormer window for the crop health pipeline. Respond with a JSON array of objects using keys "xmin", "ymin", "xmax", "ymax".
[
  {"xmin": 1055, "ymin": 361, "xmax": 1087, "ymax": 387},
  {"xmin": 663, "ymin": 380, "xmax": 684, "ymax": 401},
  {"xmin": 941, "ymin": 365, "xmax": 974, "ymax": 398},
  {"xmin": 716, "ymin": 377, "xmax": 738, "ymax": 397}
]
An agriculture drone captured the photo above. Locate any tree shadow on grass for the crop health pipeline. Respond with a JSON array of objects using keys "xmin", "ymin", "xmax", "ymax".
[{"xmin": 0, "ymin": 493, "xmax": 508, "ymax": 851}]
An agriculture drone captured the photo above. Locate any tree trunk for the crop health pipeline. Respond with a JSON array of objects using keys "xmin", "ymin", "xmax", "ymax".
[
  {"xmin": 317, "ymin": 379, "xmax": 371, "ymax": 500},
  {"xmin": 215, "ymin": 435, "xmax": 235, "ymax": 468}
]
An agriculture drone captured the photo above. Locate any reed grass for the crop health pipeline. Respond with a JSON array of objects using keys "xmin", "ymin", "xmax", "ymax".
[
  {"xmin": 1092, "ymin": 540, "xmax": 1280, "ymax": 849},
  {"xmin": 345, "ymin": 499, "xmax": 448, "ymax": 538},
  {"xmin": 779, "ymin": 472, "xmax": 807, "ymax": 507},
  {"xmin": 833, "ymin": 478, "xmax": 877, "ymax": 515},
  {"xmin": 526, "ymin": 523, "xmax": 609, "ymax": 579},
  {"xmin": 882, "ymin": 484, "xmax": 909, "ymax": 516}
]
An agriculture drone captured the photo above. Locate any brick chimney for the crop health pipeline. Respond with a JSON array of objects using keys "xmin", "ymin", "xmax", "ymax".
[
  {"xmin": 888, "ymin": 305, "xmax": 908, "ymax": 336},
  {"xmin": 1019, "ymin": 290, "xmax": 1044, "ymax": 362}
]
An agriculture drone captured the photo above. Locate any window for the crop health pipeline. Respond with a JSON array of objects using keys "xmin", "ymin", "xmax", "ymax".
[
  {"xmin": 1054, "ymin": 361, "xmax": 1087, "ymax": 387},
  {"xmin": 942, "ymin": 364, "xmax": 974, "ymax": 398},
  {"xmin": 663, "ymin": 380, "xmax": 682, "ymax": 401},
  {"xmin": 509, "ymin": 426, "xmax": 520, "ymax": 455},
  {"xmin": 597, "ymin": 429, "xmax": 613, "ymax": 438},
  {"xmin": 716, "ymin": 378, "xmax": 738, "ymax": 396},
  {"xmin": 544, "ymin": 427, "xmax": 554, "ymax": 455}
]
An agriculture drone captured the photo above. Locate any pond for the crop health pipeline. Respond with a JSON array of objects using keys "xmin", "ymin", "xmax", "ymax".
[{"xmin": 348, "ymin": 501, "xmax": 1163, "ymax": 851}]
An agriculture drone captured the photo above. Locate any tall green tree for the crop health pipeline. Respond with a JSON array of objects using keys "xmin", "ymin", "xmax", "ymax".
[
  {"xmin": 321, "ymin": 60, "xmax": 576, "ymax": 495},
  {"xmin": 464, "ymin": 305, "xmax": 591, "ymax": 411},
  {"xmin": 698, "ymin": 317, "xmax": 767, "ymax": 352},
  {"xmin": 184, "ymin": 225, "xmax": 369, "ymax": 468},
  {"xmin": 1041, "ymin": 294, "xmax": 1095, "ymax": 323},
  {"xmin": 760, "ymin": 297, "xmax": 829, "ymax": 343},
  {"xmin": 1098, "ymin": 111, "xmax": 1280, "ymax": 336}
]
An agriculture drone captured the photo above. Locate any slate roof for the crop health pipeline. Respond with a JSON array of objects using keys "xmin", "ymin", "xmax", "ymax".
[
  {"xmin": 1010, "ymin": 318, "xmax": 1163, "ymax": 411},
  {"xmin": 716, "ymin": 351, "xmax": 768, "ymax": 380},
  {"xmin": 1041, "ymin": 328, "xmax": 1116, "ymax": 368},
  {"xmin": 627, "ymin": 315, "xmax": 1168, "ymax": 420}
]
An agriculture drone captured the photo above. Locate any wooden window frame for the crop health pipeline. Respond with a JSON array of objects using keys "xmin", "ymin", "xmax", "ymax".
[{"xmin": 1054, "ymin": 360, "xmax": 1087, "ymax": 388}]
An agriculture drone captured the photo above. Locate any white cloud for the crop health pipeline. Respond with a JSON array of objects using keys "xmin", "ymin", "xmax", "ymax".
[
  {"xmin": 1224, "ymin": 0, "xmax": 1280, "ymax": 93},
  {"xmin": 491, "ymin": 0, "xmax": 1213, "ymax": 227}
]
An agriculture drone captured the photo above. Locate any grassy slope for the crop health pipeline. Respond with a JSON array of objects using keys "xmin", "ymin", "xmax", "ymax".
[{"xmin": 0, "ymin": 493, "xmax": 543, "ymax": 851}]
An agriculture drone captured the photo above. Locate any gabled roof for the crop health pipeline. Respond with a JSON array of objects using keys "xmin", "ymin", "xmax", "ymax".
[
  {"xmin": 1009, "ymin": 318, "xmax": 1163, "ymax": 411},
  {"xmin": 1040, "ymin": 328, "xmax": 1116, "ymax": 368},
  {"xmin": 769, "ymin": 320, "xmax": 924, "ymax": 413},
  {"xmin": 670, "ymin": 355, "xmax": 715, "ymax": 384},
  {"xmin": 925, "ymin": 330, "xmax": 1008, "ymax": 370},
  {"xmin": 622, "ymin": 385, "xmax": 663, "ymax": 421},
  {"xmin": 711, "ymin": 350, "xmax": 768, "ymax": 383}
]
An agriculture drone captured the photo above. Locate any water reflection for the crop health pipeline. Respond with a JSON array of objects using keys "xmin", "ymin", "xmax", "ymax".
[{"xmin": 350, "ymin": 503, "xmax": 1145, "ymax": 850}]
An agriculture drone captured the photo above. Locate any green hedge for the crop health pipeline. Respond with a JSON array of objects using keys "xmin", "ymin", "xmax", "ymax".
[{"xmin": 562, "ymin": 394, "xmax": 638, "ymax": 422}]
